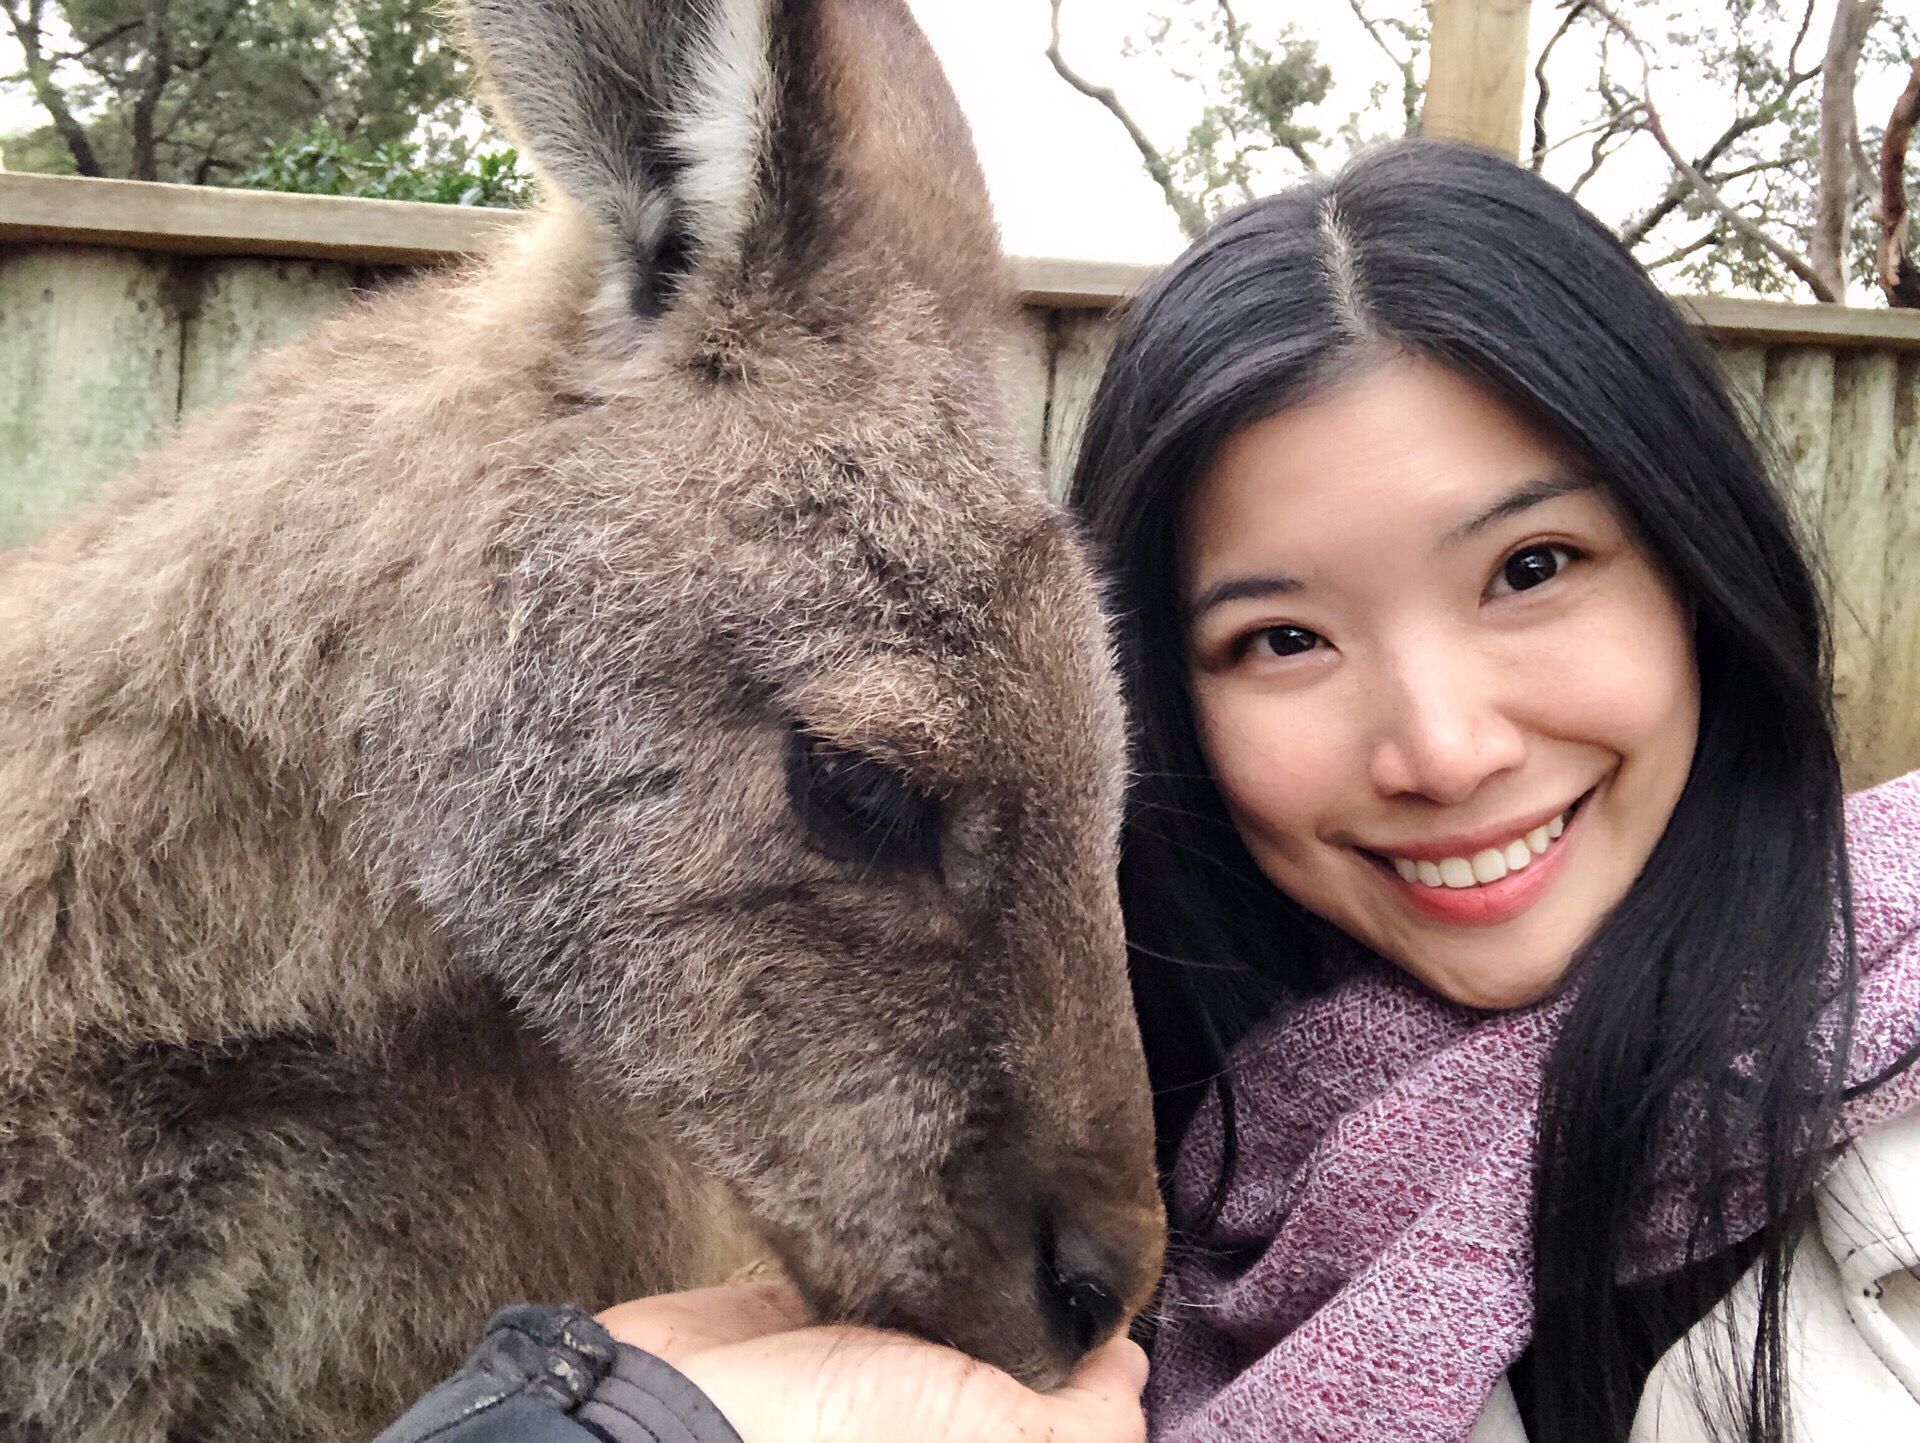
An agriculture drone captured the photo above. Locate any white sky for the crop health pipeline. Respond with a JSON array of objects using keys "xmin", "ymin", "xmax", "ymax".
[{"xmin": 3, "ymin": 2, "xmax": 1913, "ymax": 272}]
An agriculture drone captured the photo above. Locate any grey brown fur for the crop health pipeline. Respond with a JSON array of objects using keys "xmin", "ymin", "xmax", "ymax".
[{"xmin": 0, "ymin": 2, "xmax": 1163, "ymax": 1438}]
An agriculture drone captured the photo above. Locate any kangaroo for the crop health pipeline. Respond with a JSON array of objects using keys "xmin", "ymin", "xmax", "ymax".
[{"xmin": 0, "ymin": 2, "xmax": 1164, "ymax": 1438}]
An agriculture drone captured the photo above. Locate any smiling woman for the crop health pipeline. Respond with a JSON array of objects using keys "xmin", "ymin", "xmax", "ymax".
[{"xmin": 1070, "ymin": 140, "xmax": 1920, "ymax": 1443}]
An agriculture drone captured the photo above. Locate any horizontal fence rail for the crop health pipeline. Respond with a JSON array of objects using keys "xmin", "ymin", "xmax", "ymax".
[{"xmin": 5, "ymin": 173, "xmax": 1920, "ymax": 787}]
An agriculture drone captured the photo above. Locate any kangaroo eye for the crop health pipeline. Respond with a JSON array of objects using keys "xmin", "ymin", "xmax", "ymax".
[{"xmin": 787, "ymin": 728, "xmax": 941, "ymax": 874}]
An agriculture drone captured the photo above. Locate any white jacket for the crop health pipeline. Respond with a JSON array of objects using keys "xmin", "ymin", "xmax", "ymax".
[{"xmin": 1471, "ymin": 1108, "xmax": 1920, "ymax": 1441}]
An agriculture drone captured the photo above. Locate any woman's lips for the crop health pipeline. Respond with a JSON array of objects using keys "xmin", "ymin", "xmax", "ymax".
[{"xmin": 1369, "ymin": 797, "xmax": 1585, "ymax": 928}]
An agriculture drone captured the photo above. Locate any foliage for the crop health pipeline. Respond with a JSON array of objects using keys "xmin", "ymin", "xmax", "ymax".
[
  {"xmin": 1, "ymin": 0, "xmax": 474, "ymax": 185},
  {"xmin": 233, "ymin": 120, "xmax": 531, "ymax": 207},
  {"xmin": 1126, "ymin": 4, "xmax": 1332, "ymax": 227},
  {"xmin": 0, "ymin": 117, "xmax": 75, "ymax": 172}
]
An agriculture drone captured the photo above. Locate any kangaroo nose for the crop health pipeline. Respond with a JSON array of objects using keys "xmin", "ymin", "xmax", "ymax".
[{"xmin": 1038, "ymin": 1221, "xmax": 1129, "ymax": 1359}]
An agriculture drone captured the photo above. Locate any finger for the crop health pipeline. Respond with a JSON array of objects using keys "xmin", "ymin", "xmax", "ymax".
[
  {"xmin": 1039, "ymin": 1336, "xmax": 1150, "ymax": 1436},
  {"xmin": 1117, "ymin": 1336, "xmax": 1151, "ymax": 1394}
]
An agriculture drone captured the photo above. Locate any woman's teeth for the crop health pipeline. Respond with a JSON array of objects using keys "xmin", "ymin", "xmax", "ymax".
[{"xmin": 1389, "ymin": 812, "xmax": 1568, "ymax": 889}]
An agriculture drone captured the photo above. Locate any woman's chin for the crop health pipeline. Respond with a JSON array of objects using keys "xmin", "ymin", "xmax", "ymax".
[{"xmin": 1396, "ymin": 956, "xmax": 1570, "ymax": 1013}]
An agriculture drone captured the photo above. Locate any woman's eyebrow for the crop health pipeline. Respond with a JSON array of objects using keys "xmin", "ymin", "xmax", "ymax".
[
  {"xmin": 1187, "ymin": 572, "xmax": 1303, "ymax": 624},
  {"xmin": 1440, "ymin": 470, "xmax": 1597, "ymax": 548},
  {"xmin": 1185, "ymin": 471, "xmax": 1594, "ymax": 623}
]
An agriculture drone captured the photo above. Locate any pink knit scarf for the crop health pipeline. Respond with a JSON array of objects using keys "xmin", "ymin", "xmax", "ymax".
[{"xmin": 1148, "ymin": 770, "xmax": 1920, "ymax": 1443}]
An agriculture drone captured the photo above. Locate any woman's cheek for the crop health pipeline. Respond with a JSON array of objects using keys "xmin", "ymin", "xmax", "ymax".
[
  {"xmin": 1519, "ymin": 576, "xmax": 1698, "ymax": 760},
  {"xmin": 1193, "ymin": 682, "xmax": 1343, "ymax": 862}
]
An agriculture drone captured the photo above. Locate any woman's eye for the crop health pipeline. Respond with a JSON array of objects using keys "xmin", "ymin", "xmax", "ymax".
[
  {"xmin": 1250, "ymin": 625, "xmax": 1323, "ymax": 659},
  {"xmin": 1492, "ymin": 545, "xmax": 1570, "ymax": 597}
]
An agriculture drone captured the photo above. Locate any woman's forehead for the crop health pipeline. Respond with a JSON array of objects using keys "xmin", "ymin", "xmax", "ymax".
[{"xmin": 1182, "ymin": 356, "xmax": 1589, "ymax": 583}]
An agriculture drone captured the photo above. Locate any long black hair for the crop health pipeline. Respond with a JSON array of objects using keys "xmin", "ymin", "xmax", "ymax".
[{"xmin": 1069, "ymin": 141, "xmax": 1858, "ymax": 1442}]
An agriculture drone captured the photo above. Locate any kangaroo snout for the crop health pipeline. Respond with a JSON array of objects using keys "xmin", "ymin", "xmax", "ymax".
[
  {"xmin": 993, "ymin": 1176, "xmax": 1165, "ymax": 1383},
  {"xmin": 859, "ymin": 1174, "xmax": 1162, "ymax": 1388},
  {"xmin": 1038, "ymin": 1204, "xmax": 1150, "ymax": 1360},
  {"xmin": 886, "ymin": 1086, "xmax": 1163, "ymax": 1386}
]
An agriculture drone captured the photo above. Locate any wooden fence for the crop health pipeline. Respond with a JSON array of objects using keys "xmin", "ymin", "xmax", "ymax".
[{"xmin": 5, "ymin": 173, "xmax": 1920, "ymax": 788}]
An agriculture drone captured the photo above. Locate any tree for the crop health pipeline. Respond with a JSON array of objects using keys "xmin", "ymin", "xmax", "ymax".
[
  {"xmin": 1050, "ymin": 0, "xmax": 1920, "ymax": 303},
  {"xmin": 1, "ymin": 0, "xmax": 471, "ymax": 185},
  {"xmin": 1810, "ymin": 0, "xmax": 1880, "ymax": 295},
  {"xmin": 1875, "ymin": 57, "xmax": 1920, "ymax": 306}
]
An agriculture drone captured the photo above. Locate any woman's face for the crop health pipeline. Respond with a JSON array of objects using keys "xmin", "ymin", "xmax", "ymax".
[{"xmin": 1182, "ymin": 355, "xmax": 1699, "ymax": 1009}]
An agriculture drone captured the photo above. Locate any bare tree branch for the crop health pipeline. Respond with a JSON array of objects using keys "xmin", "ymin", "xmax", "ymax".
[
  {"xmin": 1046, "ymin": 0, "xmax": 1207, "ymax": 238},
  {"xmin": 1811, "ymin": 0, "xmax": 1882, "ymax": 296},
  {"xmin": 177, "ymin": 0, "xmax": 245, "ymax": 77},
  {"xmin": 1876, "ymin": 58, "xmax": 1920, "ymax": 306},
  {"xmin": 1210, "ymin": 10, "xmax": 1260, "ymax": 208},
  {"xmin": 1617, "ymin": 71, "xmax": 1820, "ymax": 249},
  {"xmin": 1643, "ymin": 229, "xmax": 1721, "ymax": 272},
  {"xmin": 1216, "ymin": 0, "xmax": 1242, "ymax": 57},
  {"xmin": 1601, "ymin": 0, "xmax": 1818, "ymax": 251},
  {"xmin": 1626, "ymin": 109, "xmax": 1828, "ymax": 294},
  {"xmin": 1659, "ymin": 156, "xmax": 1803, "ymax": 193},
  {"xmin": 49, "ymin": 19, "xmax": 141, "ymax": 61},
  {"xmin": 1345, "ymin": 0, "xmax": 1420, "ymax": 136},
  {"xmin": 1787, "ymin": 0, "xmax": 1820, "ymax": 78},
  {"xmin": 1568, "ymin": 116, "xmax": 1634, "ymax": 198},
  {"xmin": 1531, "ymin": 2, "xmax": 1588, "ymax": 172},
  {"xmin": 1537, "ymin": 104, "xmax": 1635, "ymax": 162},
  {"xmin": 1583, "ymin": 0, "xmax": 1838, "ymax": 302}
]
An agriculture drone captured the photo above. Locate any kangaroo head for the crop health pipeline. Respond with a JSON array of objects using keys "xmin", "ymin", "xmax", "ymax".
[{"xmin": 346, "ymin": 0, "xmax": 1163, "ymax": 1383}]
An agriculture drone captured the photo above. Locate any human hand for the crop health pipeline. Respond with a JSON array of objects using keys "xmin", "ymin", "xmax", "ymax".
[
  {"xmin": 597, "ymin": 1279, "xmax": 812, "ymax": 1365},
  {"xmin": 598, "ymin": 1284, "xmax": 1148, "ymax": 1443}
]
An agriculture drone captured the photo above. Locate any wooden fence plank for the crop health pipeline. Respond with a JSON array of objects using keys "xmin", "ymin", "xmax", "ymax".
[
  {"xmin": 1875, "ymin": 360, "xmax": 1920, "ymax": 789},
  {"xmin": 1001, "ymin": 309, "xmax": 1056, "ymax": 467},
  {"xmin": 180, "ymin": 258, "xmax": 360, "ymax": 415},
  {"xmin": 12, "ymin": 177, "xmax": 1920, "ymax": 349},
  {"xmin": 0, "ymin": 171, "xmax": 514, "ymax": 266},
  {"xmin": 1716, "ymin": 345, "xmax": 1767, "ymax": 418},
  {"xmin": 1821, "ymin": 352, "xmax": 1900, "ymax": 785},
  {"xmin": 1014, "ymin": 257, "xmax": 1155, "ymax": 310},
  {"xmin": 1680, "ymin": 296, "xmax": 1920, "ymax": 350},
  {"xmin": 1045, "ymin": 312, "xmax": 1121, "ymax": 499},
  {"xmin": 0, "ymin": 247, "xmax": 182, "ymax": 547},
  {"xmin": 1762, "ymin": 348, "xmax": 1837, "ymax": 543}
]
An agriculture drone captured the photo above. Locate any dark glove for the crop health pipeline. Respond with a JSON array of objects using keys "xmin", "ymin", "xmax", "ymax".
[{"xmin": 375, "ymin": 1304, "xmax": 749, "ymax": 1443}]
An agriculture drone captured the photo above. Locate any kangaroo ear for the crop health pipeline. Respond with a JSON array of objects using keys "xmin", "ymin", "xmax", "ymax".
[{"xmin": 464, "ymin": 0, "xmax": 772, "ymax": 331}]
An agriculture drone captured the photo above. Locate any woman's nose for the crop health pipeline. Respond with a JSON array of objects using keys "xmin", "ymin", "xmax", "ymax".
[{"xmin": 1365, "ymin": 652, "xmax": 1527, "ymax": 805}]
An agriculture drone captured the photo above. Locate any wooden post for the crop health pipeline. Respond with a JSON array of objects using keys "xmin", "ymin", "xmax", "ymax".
[{"xmin": 1422, "ymin": 0, "xmax": 1534, "ymax": 159}]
